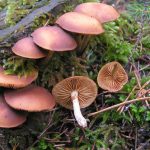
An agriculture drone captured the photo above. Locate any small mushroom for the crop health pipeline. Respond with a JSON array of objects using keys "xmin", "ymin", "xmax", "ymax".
[
  {"xmin": 97, "ymin": 62, "xmax": 128, "ymax": 92},
  {"xmin": 52, "ymin": 76, "xmax": 97, "ymax": 128},
  {"xmin": 0, "ymin": 66, "xmax": 38, "ymax": 88},
  {"xmin": 74, "ymin": 2, "xmax": 120, "ymax": 23},
  {"xmin": 4, "ymin": 85, "xmax": 56, "ymax": 112},
  {"xmin": 12, "ymin": 37, "xmax": 46, "ymax": 59},
  {"xmin": 56, "ymin": 12, "xmax": 104, "ymax": 35},
  {"xmin": 0, "ymin": 95, "xmax": 26, "ymax": 128},
  {"xmin": 31, "ymin": 26, "xmax": 77, "ymax": 51},
  {"xmin": 56, "ymin": 12, "xmax": 104, "ymax": 54}
]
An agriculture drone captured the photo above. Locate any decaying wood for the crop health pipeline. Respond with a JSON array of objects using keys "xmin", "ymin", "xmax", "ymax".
[{"xmin": 0, "ymin": 0, "xmax": 66, "ymax": 46}]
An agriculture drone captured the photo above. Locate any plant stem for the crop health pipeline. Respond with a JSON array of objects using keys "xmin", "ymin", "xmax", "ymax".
[
  {"xmin": 81, "ymin": 35, "xmax": 91, "ymax": 55},
  {"xmin": 41, "ymin": 51, "xmax": 54, "ymax": 65},
  {"xmin": 117, "ymin": 85, "xmax": 137, "ymax": 112},
  {"xmin": 77, "ymin": 35, "xmax": 92, "ymax": 56},
  {"xmin": 88, "ymin": 97, "xmax": 150, "ymax": 117},
  {"xmin": 71, "ymin": 91, "xmax": 87, "ymax": 128}
]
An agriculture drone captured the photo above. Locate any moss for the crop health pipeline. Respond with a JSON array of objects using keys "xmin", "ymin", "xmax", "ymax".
[
  {"xmin": 4, "ymin": 0, "xmax": 39, "ymax": 25},
  {"xmin": 0, "ymin": 0, "xmax": 7, "ymax": 11}
]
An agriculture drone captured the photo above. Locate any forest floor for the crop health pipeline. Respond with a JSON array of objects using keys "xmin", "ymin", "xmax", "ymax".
[{"xmin": 0, "ymin": 0, "xmax": 150, "ymax": 150}]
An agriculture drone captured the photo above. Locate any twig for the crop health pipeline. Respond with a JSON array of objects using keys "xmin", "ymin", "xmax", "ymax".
[
  {"xmin": 88, "ymin": 97, "xmax": 150, "ymax": 117},
  {"xmin": 43, "ymin": 137, "xmax": 71, "ymax": 143},
  {"xmin": 133, "ymin": 67, "xmax": 141, "ymax": 89},
  {"xmin": 133, "ymin": 64, "xmax": 150, "ymax": 107},
  {"xmin": 54, "ymin": 144, "xmax": 66, "ymax": 147},
  {"xmin": 139, "ymin": 64, "xmax": 150, "ymax": 71},
  {"xmin": 117, "ymin": 85, "xmax": 137, "ymax": 113},
  {"xmin": 27, "ymin": 110, "xmax": 56, "ymax": 150},
  {"xmin": 134, "ymin": 127, "xmax": 138, "ymax": 150},
  {"xmin": 137, "ymin": 89, "xmax": 147, "ymax": 98},
  {"xmin": 141, "ymin": 79, "xmax": 150, "ymax": 89},
  {"xmin": 38, "ymin": 111, "xmax": 56, "ymax": 139}
]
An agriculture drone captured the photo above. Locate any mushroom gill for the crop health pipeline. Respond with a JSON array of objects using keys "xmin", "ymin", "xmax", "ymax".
[
  {"xmin": 97, "ymin": 61, "xmax": 128, "ymax": 92},
  {"xmin": 52, "ymin": 76, "xmax": 97, "ymax": 127}
]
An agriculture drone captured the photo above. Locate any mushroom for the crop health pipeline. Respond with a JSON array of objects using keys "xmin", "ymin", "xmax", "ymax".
[
  {"xmin": 52, "ymin": 76, "xmax": 97, "ymax": 128},
  {"xmin": 97, "ymin": 61, "xmax": 128, "ymax": 92},
  {"xmin": 31, "ymin": 25, "xmax": 77, "ymax": 62},
  {"xmin": 12, "ymin": 37, "xmax": 47, "ymax": 59},
  {"xmin": 56, "ymin": 12, "xmax": 104, "ymax": 35},
  {"xmin": 55, "ymin": 12, "xmax": 104, "ymax": 54},
  {"xmin": 31, "ymin": 26, "xmax": 77, "ymax": 51},
  {"xmin": 0, "ymin": 66, "xmax": 38, "ymax": 88},
  {"xmin": 74, "ymin": 2, "xmax": 120, "ymax": 23},
  {"xmin": 0, "ymin": 94, "xmax": 26, "ymax": 128},
  {"xmin": 4, "ymin": 85, "xmax": 56, "ymax": 112}
]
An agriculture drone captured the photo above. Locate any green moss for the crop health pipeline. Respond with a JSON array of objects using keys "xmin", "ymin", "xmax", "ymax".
[
  {"xmin": 0, "ymin": 0, "xmax": 7, "ymax": 11},
  {"xmin": 3, "ymin": 56, "xmax": 37, "ymax": 77},
  {"xmin": 5, "ymin": 0, "xmax": 38, "ymax": 25}
]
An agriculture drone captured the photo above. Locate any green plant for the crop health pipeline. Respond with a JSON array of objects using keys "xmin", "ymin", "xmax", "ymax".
[
  {"xmin": 127, "ymin": 1, "xmax": 150, "ymax": 22},
  {"xmin": 31, "ymin": 139, "xmax": 55, "ymax": 150},
  {"xmin": 5, "ymin": 0, "xmax": 38, "ymax": 25},
  {"xmin": 3, "ymin": 56, "xmax": 37, "ymax": 76},
  {"xmin": 70, "ymin": 125, "xmax": 126, "ymax": 149},
  {"xmin": 88, "ymin": 15, "xmax": 139, "ymax": 63},
  {"xmin": 0, "ymin": 0, "xmax": 7, "ymax": 11}
]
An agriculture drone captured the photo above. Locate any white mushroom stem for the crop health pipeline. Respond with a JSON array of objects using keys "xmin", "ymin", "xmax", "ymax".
[{"xmin": 71, "ymin": 91, "xmax": 87, "ymax": 128}]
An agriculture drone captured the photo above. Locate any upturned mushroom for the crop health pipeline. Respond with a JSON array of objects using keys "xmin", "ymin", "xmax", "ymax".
[
  {"xmin": 4, "ymin": 85, "xmax": 56, "ymax": 112},
  {"xmin": 52, "ymin": 76, "xmax": 97, "ymax": 128},
  {"xmin": 0, "ymin": 94, "xmax": 26, "ymax": 128},
  {"xmin": 97, "ymin": 61, "xmax": 128, "ymax": 92},
  {"xmin": 12, "ymin": 37, "xmax": 46, "ymax": 59},
  {"xmin": 0, "ymin": 66, "xmax": 38, "ymax": 88},
  {"xmin": 74, "ymin": 2, "xmax": 120, "ymax": 23}
]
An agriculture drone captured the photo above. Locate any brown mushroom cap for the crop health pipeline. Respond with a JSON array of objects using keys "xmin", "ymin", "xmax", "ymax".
[
  {"xmin": 12, "ymin": 37, "xmax": 46, "ymax": 59},
  {"xmin": 31, "ymin": 26, "xmax": 77, "ymax": 51},
  {"xmin": 0, "ymin": 66, "xmax": 38, "ymax": 88},
  {"xmin": 74, "ymin": 3, "xmax": 120, "ymax": 23},
  {"xmin": 4, "ymin": 85, "xmax": 56, "ymax": 112},
  {"xmin": 52, "ymin": 76, "xmax": 97, "ymax": 109},
  {"xmin": 56, "ymin": 12, "xmax": 104, "ymax": 35},
  {"xmin": 97, "ymin": 62, "xmax": 128, "ymax": 92},
  {"xmin": 0, "ymin": 95, "xmax": 26, "ymax": 128}
]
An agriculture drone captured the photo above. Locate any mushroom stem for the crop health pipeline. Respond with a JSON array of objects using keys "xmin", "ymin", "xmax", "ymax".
[
  {"xmin": 42, "ymin": 51, "xmax": 54, "ymax": 65},
  {"xmin": 78, "ymin": 35, "xmax": 92, "ymax": 56},
  {"xmin": 71, "ymin": 91, "xmax": 87, "ymax": 128}
]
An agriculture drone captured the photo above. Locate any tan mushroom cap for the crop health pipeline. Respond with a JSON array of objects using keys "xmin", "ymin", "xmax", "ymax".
[
  {"xmin": 12, "ymin": 37, "xmax": 46, "ymax": 59},
  {"xmin": 52, "ymin": 76, "xmax": 97, "ymax": 109},
  {"xmin": 0, "ymin": 66, "xmax": 38, "ymax": 88},
  {"xmin": 97, "ymin": 62, "xmax": 128, "ymax": 92},
  {"xmin": 74, "ymin": 3, "xmax": 120, "ymax": 23},
  {"xmin": 31, "ymin": 26, "xmax": 77, "ymax": 51},
  {"xmin": 4, "ymin": 85, "xmax": 56, "ymax": 112},
  {"xmin": 0, "ymin": 95, "xmax": 26, "ymax": 128},
  {"xmin": 56, "ymin": 12, "xmax": 104, "ymax": 35}
]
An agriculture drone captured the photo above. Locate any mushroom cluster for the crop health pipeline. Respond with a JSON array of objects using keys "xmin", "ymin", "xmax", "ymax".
[
  {"xmin": 10, "ymin": 2, "xmax": 120, "ymax": 61},
  {"xmin": 0, "ymin": 84, "xmax": 56, "ymax": 128},
  {"xmin": 0, "ymin": 2, "xmax": 123, "ymax": 128}
]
